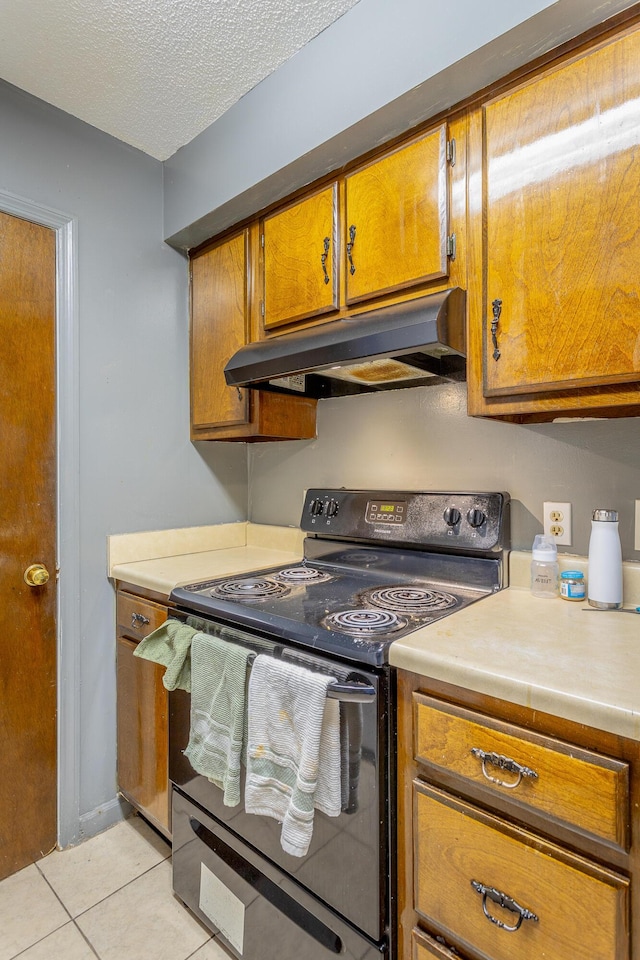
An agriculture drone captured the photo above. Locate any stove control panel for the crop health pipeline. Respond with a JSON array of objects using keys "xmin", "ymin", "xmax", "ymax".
[
  {"xmin": 302, "ymin": 489, "xmax": 509, "ymax": 554},
  {"xmin": 365, "ymin": 499, "xmax": 407, "ymax": 525}
]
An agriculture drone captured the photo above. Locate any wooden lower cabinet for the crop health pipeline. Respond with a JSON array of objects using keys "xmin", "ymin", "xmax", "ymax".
[
  {"xmin": 397, "ymin": 671, "xmax": 640, "ymax": 960},
  {"xmin": 415, "ymin": 783, "xmax": 627, "ymax": 960},
  {"xmin": 116, "ymin": 587, "xmax": 171, "ymax": 838}
]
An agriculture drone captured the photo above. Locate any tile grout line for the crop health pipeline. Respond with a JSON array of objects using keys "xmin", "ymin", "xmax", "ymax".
[
  {"xmin": 65, "ymin": 856, "xmax": 172, "ymax": 921},
  {"xmin": 34, "ymin": 859, "xmax": 74, "ymax": 921},
  {"xmin": 25, "ymin": 852, "xmax": 170, "ymax": 959}
]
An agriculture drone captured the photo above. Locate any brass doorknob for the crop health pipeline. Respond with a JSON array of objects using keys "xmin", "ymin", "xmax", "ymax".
[{"xmin": 24, "ymin": 564, "xmax": 50, "ymax": 587}]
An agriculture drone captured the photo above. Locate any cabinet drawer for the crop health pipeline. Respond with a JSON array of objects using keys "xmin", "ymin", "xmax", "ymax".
[
  {"xmin": 413, "ymin": 927, "xmax": 469, "ymax": 959},
  {"xmin": 414, "ymin": 782, "xmax": 628, "ymax": 960},
  {"xmin": 117, "ymin": 591, "xmax": 168, "ymax": 642},
  {"xmin": 413, "ymin": 694, "xmax": 629, "ymax": 848}
]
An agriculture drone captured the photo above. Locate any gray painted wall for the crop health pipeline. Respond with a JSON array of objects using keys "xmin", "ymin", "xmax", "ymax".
[
  {"xmin": 248, "ymin": 385, "xmax": 640, "ymax": 562},
  {"xmin": 3, "ymin": 0, "xmax": 639, "ymax": 845},
  {"xmin": 163, "ymin": 0, "xmax": 640, "ymax": 250},
  {"xmin": 162, "ymin": 0, "xmax": 640, "ymax": 566},
  {"xmin": 0, "ymin": 79, "xmax": 247, "ymax": 833}
]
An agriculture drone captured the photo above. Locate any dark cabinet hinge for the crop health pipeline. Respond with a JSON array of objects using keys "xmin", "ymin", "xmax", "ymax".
[
  {"xmin": 446, "ymin": 139, "xmax": 456, "ymax": 166},
  {"xmin": 446, "ymin": 233, "xmax": 457, "ymax": 260}
]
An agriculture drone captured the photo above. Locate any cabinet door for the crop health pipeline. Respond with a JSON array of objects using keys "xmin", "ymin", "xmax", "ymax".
[
  {"xmin": 191, "ymin": 231, "xmax": 249, "ymax": 431},
  {"xmin": 483, "ymin": 27, "xmax": 640, "ymax": 398},
  {"xmin": 117, "ymin": 635, "xmax": 170, "ymax": 837},
  {"xmin": 262, "ymin": 184, "xmax": 339, "ymax": 329},
  {"xmin": 345, "ymin": 126, "xmax": 449, "ymax": 304}
]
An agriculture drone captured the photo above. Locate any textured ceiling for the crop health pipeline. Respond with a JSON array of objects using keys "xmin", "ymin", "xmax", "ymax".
[{"xmin": 0, "ymin": 0, "xmax": 359, "ymax": 160}]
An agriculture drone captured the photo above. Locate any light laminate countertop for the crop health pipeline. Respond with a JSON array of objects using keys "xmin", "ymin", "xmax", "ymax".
[
  {"xmin": 109, "ymin": 522, "xmax": 305, "ymax": 595},
  {"xmin": 109, "ymin": 529, "xmax": 640, "ymax": 741},
  {"xmin": 390, "ymin": 551, "xmax": 640, "ymax": 741}
]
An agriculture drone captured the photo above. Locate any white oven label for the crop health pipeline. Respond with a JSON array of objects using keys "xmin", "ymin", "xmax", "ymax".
[{"xmin": 199, "ymin": 861, "xmax": 245, "ymax": 954}]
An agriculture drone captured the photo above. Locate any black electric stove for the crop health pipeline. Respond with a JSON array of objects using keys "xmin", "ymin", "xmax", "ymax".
[{"xmin": 170, "ymin": 489, "xmax": 510, "ymax": 666}]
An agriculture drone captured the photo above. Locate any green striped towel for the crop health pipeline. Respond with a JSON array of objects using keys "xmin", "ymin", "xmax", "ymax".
[
  {"xmin": 132, "ymin": 619, "xmax": 196, "ymax": 692},
  {"xmin": 184, "ymin": 633, "xmax": 251, "ymax": 807}
]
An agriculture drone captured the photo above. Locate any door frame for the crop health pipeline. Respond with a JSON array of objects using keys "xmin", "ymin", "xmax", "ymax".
[{"xmin": 0, "ymin": 189, "xmax": 81, "ymax": 848}]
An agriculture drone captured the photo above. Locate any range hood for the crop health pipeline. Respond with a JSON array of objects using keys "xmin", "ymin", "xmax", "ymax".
[{"xmin": 224, "ymin": 287, "xmax": 466, "ymax": 399}]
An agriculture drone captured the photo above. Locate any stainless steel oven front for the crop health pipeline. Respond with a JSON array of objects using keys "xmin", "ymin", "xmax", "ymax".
[{"xmin": 169, "ymin": 614, "xmax": 395, "ymax": 960}]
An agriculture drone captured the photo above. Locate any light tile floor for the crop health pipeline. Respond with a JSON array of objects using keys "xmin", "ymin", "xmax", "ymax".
[{"xmin": 0, "ymin": 816, "xmax": 228, "ymax": 960}]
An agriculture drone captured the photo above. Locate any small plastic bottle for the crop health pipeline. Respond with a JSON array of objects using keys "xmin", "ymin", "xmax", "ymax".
[
  {"xmin": 530, "ymin": 534, "xmax": 559, "ymax": 598},
  {"xmin": 588, "ymin": 508, "xmax": 623, "ymax": 609}
]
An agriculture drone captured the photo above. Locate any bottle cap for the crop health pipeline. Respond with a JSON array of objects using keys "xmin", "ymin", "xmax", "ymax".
[
  {"xmin": 592, "ymin": 509, "xmax": 618, "ymax": 522},
  {"xmin": 532, "ymin": 534, "xmax": 558, "ymax": 561},
  {"xmin": 561, "ymin": 570, "xmax": 584, "ymax": 579}
]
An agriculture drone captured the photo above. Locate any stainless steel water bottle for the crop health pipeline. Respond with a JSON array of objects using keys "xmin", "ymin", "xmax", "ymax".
[{"xmin": 587, "ymin": 508, "xmax": 623, "ymax": 609}]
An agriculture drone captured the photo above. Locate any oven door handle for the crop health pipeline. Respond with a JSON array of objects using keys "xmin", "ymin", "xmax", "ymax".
[{"xmin": 326, "ymin": 681, "xmax": 376, "ymax": 703}]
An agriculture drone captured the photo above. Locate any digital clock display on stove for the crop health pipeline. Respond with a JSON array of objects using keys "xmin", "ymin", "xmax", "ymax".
[{"xmin": 365, "ymin": 499, "xmax": 407, "ymax": 524}]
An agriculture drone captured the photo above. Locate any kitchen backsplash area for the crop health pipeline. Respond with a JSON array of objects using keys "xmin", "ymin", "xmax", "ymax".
[{"xmin": 247, "ymin": 381, "xmax": 640, "ymax": 561}]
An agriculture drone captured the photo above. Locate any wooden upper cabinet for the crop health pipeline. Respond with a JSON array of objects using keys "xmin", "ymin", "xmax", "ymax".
[
  {"xmin": 262, "ymin": 184, "xmax": 339, "ymax": 330},
  {"xmin": 345, "ymin": 125, "xmax": 449, "ymax": 304},
  {"xmin": 190, "ymin": 229, "xmax": 317, "ymax": 441},
  {"xmin": 482, "ymin": 26, "xmax": 640, "ymax": 400},
  {"xmin": 191, "ymin": 230, "xmax": 249, "ymax": 432},
  {"xmin": 261, "ymin": 125, "xmax": 454, "ymax": 331}
]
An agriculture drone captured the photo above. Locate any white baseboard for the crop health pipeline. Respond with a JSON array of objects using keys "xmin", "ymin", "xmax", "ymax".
[{"xmin": 74, "ymin": 795, "xmax": 133, "ymax": 845}]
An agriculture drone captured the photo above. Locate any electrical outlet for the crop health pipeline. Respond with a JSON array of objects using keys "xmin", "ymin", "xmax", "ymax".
[
  {"xmin": 543, "ymin": 501, "xmax": 572, "ymax": 545},
  {"xmin": 635, "ymin": 500, "xmax": 640, "ymax": 551}
]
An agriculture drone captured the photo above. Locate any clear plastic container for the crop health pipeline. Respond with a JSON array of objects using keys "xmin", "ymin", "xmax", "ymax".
[
  {"xmin": 560, "ymin": 570, "xmax": 585, "ymax": 601},
  {"xmin": 530, "ymin": 534, "xmax": 559, "ymax": 598}
]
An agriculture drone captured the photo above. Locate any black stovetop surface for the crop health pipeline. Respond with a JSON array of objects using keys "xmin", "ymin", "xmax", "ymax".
[{"xmin": 170, "ymin": 541, "xmax": 501, "ymax": 667}]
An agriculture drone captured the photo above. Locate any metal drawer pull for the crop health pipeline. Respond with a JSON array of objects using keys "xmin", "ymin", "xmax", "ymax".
[
  {"xmin": 131, "ymin": 612, "xmax": 150, "ymax": 628},
  {"xmin": 490, "ymin": 298, "xmax": 502, "ymax": 360},
  {"xmin": 471, "ymin": 747, "xmax": 538, "ymax": 789},
  {"xmin": 346, "ymin": 224, "xmax": 357, "ymax": 275},
  {"xmin": 471, "ymin": 880, "xmax": 539, "ymax": 932},
  {"xmin": 321, "ymin": 236, "xmax": 331, "ymax": 284}
]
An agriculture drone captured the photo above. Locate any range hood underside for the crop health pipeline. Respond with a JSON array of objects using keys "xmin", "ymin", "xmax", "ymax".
[{"xmin": 224, "ymin": 287, "xmax": 467, "ymax": 399}]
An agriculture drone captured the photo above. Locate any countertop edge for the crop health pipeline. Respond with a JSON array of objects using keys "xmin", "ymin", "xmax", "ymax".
[{"xmin": 390, "ymin": 585, "xmax": 640, "ymax": 742}]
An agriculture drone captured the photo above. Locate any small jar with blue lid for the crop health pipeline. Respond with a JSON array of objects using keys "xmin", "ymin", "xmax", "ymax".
[{"xmin": 560, "ymin": 570, "xmax": 586, "ymax": 601}]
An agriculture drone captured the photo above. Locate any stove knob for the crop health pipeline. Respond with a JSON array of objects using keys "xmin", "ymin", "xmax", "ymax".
[
  {"xmin": 467, "ymin": 508, "xmax": 486, "ymax": 528},
  {"xmin": 326, "ymin": 499, "xmax": 339, "ymax": 518},
  {"xmin": 309, "ymin": 498, "xmax": 325, "ymax": 517},
  {"xmin": 443, "ymin": 506, "xmax": 461, "ymax": 527}
]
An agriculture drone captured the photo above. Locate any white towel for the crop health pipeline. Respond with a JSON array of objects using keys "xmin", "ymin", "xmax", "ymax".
[
  {"xmin": 183, "ymin": 632, "xmax": 250, "ymax": 807},
  {"xmin": 245, "ymin": 655, "xmax": 341, "ymax": 857}
]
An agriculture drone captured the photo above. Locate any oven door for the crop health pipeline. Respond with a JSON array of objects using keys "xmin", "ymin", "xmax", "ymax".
[
  {"xmin": 169, "ymin": 615, "xmax": 392, "ymax": 944},
  {"xmin": 172, "ymin": 789, "xmax": 386, "ymax": 960}
]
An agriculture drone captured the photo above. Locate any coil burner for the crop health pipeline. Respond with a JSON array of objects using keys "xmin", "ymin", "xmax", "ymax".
[
  {"xmin": 273, "ymin": 565, "xmax": 332, "ymax": 585},
  {"xmin": 322, "ymin": 608, "xmax": 408, "ymax": 638},
  {"xmin": 364, "ymin": 585, "xmax": 458, "ymax": 617},
  {"xmin": 209, "ymin": 576, "xmax": 290, "ymax": 603}
]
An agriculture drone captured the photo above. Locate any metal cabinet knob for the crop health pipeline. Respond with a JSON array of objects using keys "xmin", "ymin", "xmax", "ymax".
[{"xmin": 24, "ymin": 563, "xmax": 50, "ymax": 587}]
